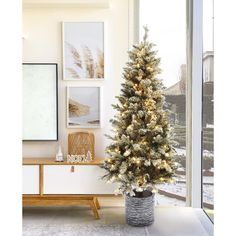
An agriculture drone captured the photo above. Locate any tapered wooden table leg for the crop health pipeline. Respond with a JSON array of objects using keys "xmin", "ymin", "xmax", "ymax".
[
  {"xmin": 94, "ymin": 197, "xmax": 100, "ymax": 209},
  {"xmin": 90, "ymin": 201, "xmax": 100, "ymax": 219}
]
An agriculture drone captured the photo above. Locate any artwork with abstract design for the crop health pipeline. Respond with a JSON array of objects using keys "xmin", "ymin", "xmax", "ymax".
[
  {"xmin": 67, "ymin": 86, "xmax": 100, "ymax": 128},
  {"xmin": 63, "ymin": 22, "xmax": 104, "ymax": 80},
  {"xmin": 23, "ymin": 63, "xmax": 58, "ymax": 141}
]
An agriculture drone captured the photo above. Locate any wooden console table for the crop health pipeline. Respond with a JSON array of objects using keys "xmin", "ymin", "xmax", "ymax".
[{"xmin": 23, "ymin": 158, "xmax": 114, "ymax": 219}]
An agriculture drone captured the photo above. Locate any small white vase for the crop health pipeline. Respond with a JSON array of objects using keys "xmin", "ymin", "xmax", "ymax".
[{"xmin": 55, "ymin": 145, "xmax": 63, "ymax": 162}]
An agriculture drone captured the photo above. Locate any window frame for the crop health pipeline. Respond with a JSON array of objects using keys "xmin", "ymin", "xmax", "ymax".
[
  {"xmin": 130, "ymin": 0, "xmax": 204, "ymax": 208},
  {"xmin": 186, "ymin": 0, "xmax": 203, "ymax": 208}
]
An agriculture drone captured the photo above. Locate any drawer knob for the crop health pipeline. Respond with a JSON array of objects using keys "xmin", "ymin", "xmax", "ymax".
[{"xmin": 70, "ymin": 166, "xmax": 75, "ymax": 172}]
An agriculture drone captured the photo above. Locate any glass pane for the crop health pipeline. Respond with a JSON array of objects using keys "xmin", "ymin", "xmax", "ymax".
[
  {"xmin": 140, "ymin": 0, "xmax": 186, "ymax": 206},
  {"xmin": 202, "ymin": 0, "xmax": 214, "ymax": 221}
]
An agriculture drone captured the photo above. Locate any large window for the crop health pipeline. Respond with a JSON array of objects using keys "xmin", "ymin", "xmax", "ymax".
[
  {"xmin": 139, "ymin": 0, "xmax": 214, "ymax": 212},
  {"xmin": 140, "ymin": 0, "xmax": 187, "ymax": 206},
  {"xmin": 202, "ymin": 0, "xmax": 214, "ymax": 221}
]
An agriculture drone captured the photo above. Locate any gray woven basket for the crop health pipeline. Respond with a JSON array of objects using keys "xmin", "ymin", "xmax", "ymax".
[{"xmin": 125, "ymin": 191, "xmax": 155, "ymax": 227}]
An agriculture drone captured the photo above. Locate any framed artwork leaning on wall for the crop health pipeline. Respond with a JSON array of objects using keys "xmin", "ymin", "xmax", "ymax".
[
  {"xmin": 67, "ymin": 86, "xmax": 101, "ymax": 128},
  {"xmin": 62, "ymin": 22, "xmax": 104, "ymax": 80},
  {"xmin": 22, "ymin": 63, "xmax": 58, "ymax": 141}
]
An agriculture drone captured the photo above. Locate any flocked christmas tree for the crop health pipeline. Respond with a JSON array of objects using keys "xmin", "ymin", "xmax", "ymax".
[{"xmin": 102, "ymin": 27, "xmax": 176, "ymax": 197}]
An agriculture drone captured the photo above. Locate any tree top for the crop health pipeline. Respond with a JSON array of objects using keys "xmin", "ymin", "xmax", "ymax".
[{"xmin": 143, "ymin": 25, "xmax": 149, "ymax": 42}]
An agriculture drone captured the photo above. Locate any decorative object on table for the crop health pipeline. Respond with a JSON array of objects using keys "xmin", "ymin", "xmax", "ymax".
[
  {"xmin": 55, "ymin": 145, "xmax": 64, "ymax": 162},
  {"xmin": 22, "ymin": 63, "xmax": 58, "ymax": 141},
  {"xmin": 67, "ymin": 86, "xmax": 101, "ymax": 128},
  {"xmin": 68, "ymin": 132, "xmax": 95, "ymax": 160},
  {"xmin": 67, "ymin": 151, "xmax": 93, "ymax": 163},
  {"xmin": 62, "ymin": 22, "xmax": 104, "ymax": 80},
  {"xmin": 101, "ymin": 26, "xmax": 176, "ymax": 227}
]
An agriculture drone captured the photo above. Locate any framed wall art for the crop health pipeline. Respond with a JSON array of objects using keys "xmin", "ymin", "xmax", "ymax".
[
  {"xmin": 62, "ymin": 22, "xmax": 104, "ymax": 80},
  {"xmin": 22, "ymin": 63, "xmax": 58, "ymax": 141},
  {"xmin": 67, "ymin": 86, "xmax": 101, "ymax": 128}
]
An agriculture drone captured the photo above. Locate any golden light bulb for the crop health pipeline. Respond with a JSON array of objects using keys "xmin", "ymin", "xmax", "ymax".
[
  {"xmin": 160, "ymin": 177, "xmax": 164, "ymax": 182},
  {"xmin": 151, "ymin": 115, "xmax": 156, "ymax": 119},
  {"xmin": 127, "ymin": 125, "xmax": 132, "ymax": 130}
]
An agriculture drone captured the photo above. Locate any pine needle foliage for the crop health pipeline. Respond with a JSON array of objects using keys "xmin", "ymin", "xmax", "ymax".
[{"xmin": 101, "ymin": 27, "xmax": 176, "ymax": 196}]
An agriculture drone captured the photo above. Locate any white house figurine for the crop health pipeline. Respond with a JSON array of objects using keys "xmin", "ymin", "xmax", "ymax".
[{"xmin": 55, "ymin": 145, "xmax": 64, "ymax": 162}]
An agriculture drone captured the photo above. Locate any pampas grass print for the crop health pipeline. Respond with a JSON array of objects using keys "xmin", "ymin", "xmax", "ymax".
[
  {"xmin": 66, "ymin": 42, "xmax": 104, "ymax": 79},
  {"xmin": 83, "ymin": 46, "xmax": 95, "ymax": 78},
  {"xmin": 96, "ymin": 48, "xmax": 104, "ymax": 78},
  {"xmin": 66, "ymin": 68, "xmax": 80, "ymax": 79}
]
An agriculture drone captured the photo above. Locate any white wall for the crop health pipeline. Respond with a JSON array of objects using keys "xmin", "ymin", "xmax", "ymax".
[{"xmin": 22, "ymin": 0, "xmax": 130, "ymax": 158}]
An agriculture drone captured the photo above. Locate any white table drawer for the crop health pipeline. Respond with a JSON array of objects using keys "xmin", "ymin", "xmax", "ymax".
[
  {"xmin": 23, "ymin": 165, "xmax": 39, "ymax": 194},
  {"xmin": 44, "ymin": 165, "xmax": 116, "ymax": 194}
]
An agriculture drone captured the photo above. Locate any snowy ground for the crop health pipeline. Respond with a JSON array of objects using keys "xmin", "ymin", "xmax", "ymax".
[
  {"xmin": 175, "ymin": 148, "xmax": 214, "ymax": 158},
  {"xmin": 156, "ymin": 192, "xmax": 186, "ymax": 206},
  {"xmin": 158, "ymin": 148, "xmax": 214, "ymax": 207},
  {"xmin": 158, "ymin": 179, "xmax": 213, "ymax": 205}
]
